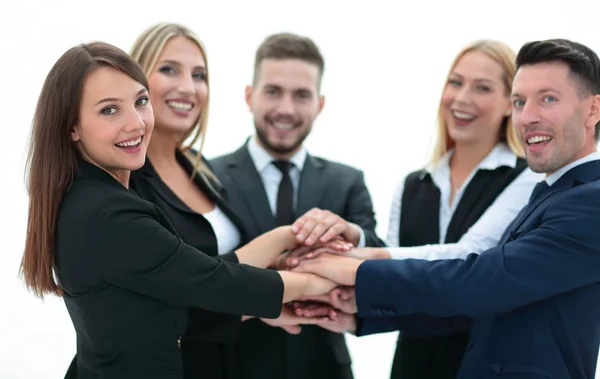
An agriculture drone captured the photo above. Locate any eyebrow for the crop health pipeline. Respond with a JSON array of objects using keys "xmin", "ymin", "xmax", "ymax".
[
  {"xmin": 450, "ymin": 72, "xmax": 496, "ymax": 84},
  {"xmin": 511, "ymin": 88, "xmax": 562, "ymax": 98},
  {"xmin": 95, "ymin": 88, "xmax": 148, "ymax": 106},
  {"xmin": 157, "ymin": 59, "xmax": 206, "ymax": 70}
]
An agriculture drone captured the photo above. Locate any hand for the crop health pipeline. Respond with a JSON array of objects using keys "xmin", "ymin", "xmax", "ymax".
[
  {"xmin": 280, "ymin": 242, "xmax": 354, "ymax": 269},
  {"xmin": 292, "ymin": 208, "xmax": 362, "ymax": 246},
  {"xmin": 294, "ymin": 287, "xmax": 357, "ymax": 315},
  {"xmin": 318, "ymin": 311, "xmax": 357, "ymax": 334},
  {"xmin": 261, "ymin": 305, "xmax": 329, "ymax": 335},
  {"xmin": 285, "ymin": 247, "xmax": 388, "ymax": 269},
  {"xmin": 290, "ymin": 302, "xmax": 357, "ymax": 333},
  {"xmin": 293, "ymin": 254, "xmax": 363, "ymax": 286},
  {"xmin": 302, "ymin": 273, "xmax": 338, "ymax": 297}
]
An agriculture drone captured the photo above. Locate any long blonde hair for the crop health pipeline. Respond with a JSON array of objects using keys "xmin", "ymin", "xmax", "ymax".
[
  {"xmin": 429, "ymin": 40, "xmax": 523, "ymax": 165},
  {"xmin": 130, "ymin": 23, "xmax": 216, "ymax": 181}
]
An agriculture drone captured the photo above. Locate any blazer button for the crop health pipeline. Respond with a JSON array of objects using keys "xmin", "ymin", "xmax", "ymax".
[{"xmin": 177, "ymin": 336, "xmax": 182, "ymax": 349}]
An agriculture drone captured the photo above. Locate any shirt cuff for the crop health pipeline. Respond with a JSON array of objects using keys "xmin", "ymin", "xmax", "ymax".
[
  {"xmin": 356, "ymin": 227, "xmax": 366, "ymax": 248},
  {"xmin": 386, "ymin": 247, "xmax": 416, "ymax": 260}
]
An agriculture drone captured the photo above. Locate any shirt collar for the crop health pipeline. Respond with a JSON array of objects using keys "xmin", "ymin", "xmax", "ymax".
[
  {"xmin": 247, "ymin": 135, "xmax": 307, "ymax": 173},
  {"xmin": 426, "ymin": 142, "xmax": 518, "ymax": 177},
  {"xmin": 545, "ymin": 151, "xmax": 600, "ymax": 186}
]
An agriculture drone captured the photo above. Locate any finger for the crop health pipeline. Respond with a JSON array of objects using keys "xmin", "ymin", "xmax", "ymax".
[
  {"xmin": 296, "ymin": 211, "xmax": 331, "ymax": 244},
  {"xmin": 297, "ymin": 306, "xmax": 332, "ymax": 318},
  {"xmin": 291, "ymin": 208, "xmax": 319, "ymax": 233},
  {"xmin": 318, "ymin": 222, "xmax": 349, "ymax": 244},
  {"xmin": 284, "ymin": 246, "xmax": 313, "ymax": 267},
  {"xmin": 339, "ymin": 287, "xmax": 355, "ymax": 301},
  {"xmin": 296, "ymin": 293, "xmax": 330, "ymax": 303},
  {"xmin": 305, "ymin": 247, "xmax": 340, "ymax": 260},
  {"xmin": 304, "ymin": 214, "xmax": 337, "ymax": 245}
]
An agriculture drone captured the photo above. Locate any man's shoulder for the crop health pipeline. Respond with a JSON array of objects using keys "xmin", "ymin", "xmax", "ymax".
[
  {"xmin": 309, "ymin": 154, "xmax": 363, "ymax": 176},
  {"xmin": 209, "ymin": 148, "xmax": 245, "ymax": 173}
]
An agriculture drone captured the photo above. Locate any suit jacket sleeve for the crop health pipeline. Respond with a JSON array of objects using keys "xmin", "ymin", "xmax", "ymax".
[
  {"xmin": 356, "ymin": 187, "xmax": 600, "ymax": 318},
  {"xmin": 84, "ymin": 196, "xmax": 283, "ymax": 318},
  {"xmin": 346, "ymin": 170, "xmax": 386, "ymax": 247},
  {"xmin": 355, "ymin": 313, "xmax": 471, "ymax": 337}
]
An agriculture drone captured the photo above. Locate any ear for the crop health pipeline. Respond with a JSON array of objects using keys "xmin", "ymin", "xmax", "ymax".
[
  {"xmin": 244, "ymin": 85, "xmax": 254, "ymax": 111},
  {"xmin": 586, "ymin": 94, "xmax": 600, "ymax": 129},
  {"xmin": 317, "ymin": 95, "xmax": 325, "ymax": 115},
  {"xmin": 71, "ymin": 125, "xmax": 81, "ymax": 142}
]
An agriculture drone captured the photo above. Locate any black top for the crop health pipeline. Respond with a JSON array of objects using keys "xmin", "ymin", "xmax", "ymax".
[{"xmin": 56, "ymin": 159, "xmax": 283, "ymax": 379}]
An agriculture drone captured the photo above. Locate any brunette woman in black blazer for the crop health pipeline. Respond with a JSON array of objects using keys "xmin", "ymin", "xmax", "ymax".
[{"xmin": 20, "ymin": 41, "xmax": 338, "ymax": 379}]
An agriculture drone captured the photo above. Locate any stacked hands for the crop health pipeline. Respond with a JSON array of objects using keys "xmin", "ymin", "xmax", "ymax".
[{"xmin": 260, "ymin": 208, "xmax": 387, "ymax": 335}]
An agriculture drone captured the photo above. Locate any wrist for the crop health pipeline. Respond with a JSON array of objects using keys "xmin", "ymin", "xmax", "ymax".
[
  {"xmin": 375, "ymin": 248, "xmax": 391, "ymax": 259},
  {"xmin": 346, "ymin": 223, "xmax": 362, "ymax": 246}
]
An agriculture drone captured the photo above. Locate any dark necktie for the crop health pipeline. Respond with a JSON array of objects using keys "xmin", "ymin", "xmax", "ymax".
[
  {"xmin": 499, "ymin": 180, "xmax": 550, "ymax": 244},
  {"xmin": 272, "ymin": 160, "xmax": 294, "ymax": 226},
  {"xmin": 529, "ymin": 181, "xmax": 550, "ymax": 203}
]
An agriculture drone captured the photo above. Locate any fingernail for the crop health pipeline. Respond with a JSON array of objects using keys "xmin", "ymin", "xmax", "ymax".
[{"xmin": 291, "ymin": 226, "xmax": 298, "ymax": 232}]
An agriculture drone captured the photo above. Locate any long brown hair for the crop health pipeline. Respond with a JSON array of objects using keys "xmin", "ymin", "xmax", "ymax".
[
  {"xmin": 130, "ymin": 23, "xmax": 217, "ymax": 182},
  {"xmin": 21, "ymin": 42, "xmax": 149, "ymax": 298}
]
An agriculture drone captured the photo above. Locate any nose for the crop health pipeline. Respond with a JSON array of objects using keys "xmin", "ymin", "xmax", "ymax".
[
  {"xmin": 123, "ymin": 106, "xmax": 146, "ymax": 133},
  {"xmin": 455, "ymin": 86, "xmax": 473, "ymax": 104},
  {"xmin": 176, "ymin": 73, "xmax": 196, "ymax": 95},
  {"xmin": 275, "ymin": 94, "xmax": 294, "ymax": 115},
  {"xmin": 519, "ymin": 101, "xmax": 542, "ymax": 127}
]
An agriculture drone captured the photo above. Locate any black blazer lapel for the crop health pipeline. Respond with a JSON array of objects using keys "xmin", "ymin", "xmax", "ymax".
[
  {"xmin": 225, "ymin": 145, "xmax": 277, "ymax": 234},
  {"xmin": 296, "ymin": 155, "xmax": 326, "ymax": 217}
]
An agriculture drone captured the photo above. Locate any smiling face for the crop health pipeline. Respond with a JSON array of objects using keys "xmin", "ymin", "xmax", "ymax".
[
  {"xmin": 71, "ymin": 66, "xmax": 154, "ymax": 185},
  {"xmin": 246, "ymin": 58, "xmax": 324, "ymax": 158},
  {"xmin": 511, "ymin": 61, "xmax": 600, "ymax": 174},
  {"xmin": 441, "ymin": 50, "xmax": 512, "ymax": 150},
  {"xmin": 147, "ymin": 36, "xmax": 207, "ymax": 137}
]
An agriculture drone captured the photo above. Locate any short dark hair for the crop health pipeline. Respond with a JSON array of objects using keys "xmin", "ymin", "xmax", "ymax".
[
  {"xmin": 253, "ymin": 32, "xmax": 324, "ymax": 88},
  {"xmin": 516, "ymin": 39, "xmax": 600, "ymax": 139}
]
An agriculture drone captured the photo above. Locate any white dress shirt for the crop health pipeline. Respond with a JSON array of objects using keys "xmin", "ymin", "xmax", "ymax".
[
  {"xmin": 386, "ymin": 143, "xmax": 544, "ymax": 260},
  {"xmin": 247, "ymin": 136, "xmax": 366, "ymax": 247},
  {"xmin": 203, "ymin": 205, "xmax": 242, "ymax": 256},
  {"xmin": 544, "ymin": 151, "xmax": 600, "ymax": 185}
]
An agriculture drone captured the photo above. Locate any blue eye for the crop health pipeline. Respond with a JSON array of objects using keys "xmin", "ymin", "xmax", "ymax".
[
  {"xmin": 192, "ymin": 72, "xmax": 207, "ymax": 81},
  {"xmin": 448, "ymin": 79, "xmax": 462, "ymax": 87},
  {"xmin": 543, "ymin": 96, "xmax": 556, "ymax": 103},
  {"xmin": 512, "ymin": 99, "xmax": 525, "ymax": 108}
]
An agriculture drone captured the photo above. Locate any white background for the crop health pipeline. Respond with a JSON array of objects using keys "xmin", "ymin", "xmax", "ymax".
[{"xmin": 1, "ymin": 1, "xmax": 599, "ymax": 377}]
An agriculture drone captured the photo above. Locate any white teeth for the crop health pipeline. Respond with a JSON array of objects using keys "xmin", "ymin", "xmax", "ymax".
[
  {"xmin": 527, "ymin": 136, "xmax": 552, "ymax": 144},
  {"xmin": 116, "ymin": 136, "xmax": 142, "ymax": 147},
  {"xmin": 167, "ymin": 101, "xmax": 192, "ymax": 111},
  {"xmin": 273, "ymin": 122, "xmax": 294, "ymax": 130},
  {"xmin": 452, "ymin": 111, "xmax": 476, "ymax": 120}
]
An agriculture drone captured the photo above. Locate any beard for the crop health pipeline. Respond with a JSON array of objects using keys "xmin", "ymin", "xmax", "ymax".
[{"xmin": 255, "ymin": 123, "xmax": 312, "ymax": 156}]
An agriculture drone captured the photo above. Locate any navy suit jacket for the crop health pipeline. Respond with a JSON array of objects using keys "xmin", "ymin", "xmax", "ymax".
[{"xmin": 356, "ymin": 159, "xmax": 600, "ymax": 379}]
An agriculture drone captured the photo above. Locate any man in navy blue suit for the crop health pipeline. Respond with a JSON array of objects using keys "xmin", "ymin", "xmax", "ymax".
[{"xmin": 294, "ymin": 38, "xmax": 600, "ymax": 378}]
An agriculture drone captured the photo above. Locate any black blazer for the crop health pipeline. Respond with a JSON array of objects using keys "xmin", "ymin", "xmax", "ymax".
[
  {"xmin": 130, "ymin": 150, "xmax": 251, "ymax": 379},
  {"xmin": 57, "ymin": 159, "xmax": 283, "ymax": 379},
  {"xmin": 210, "ymin": 142, "xmax": 385, "ymax": 379}
]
